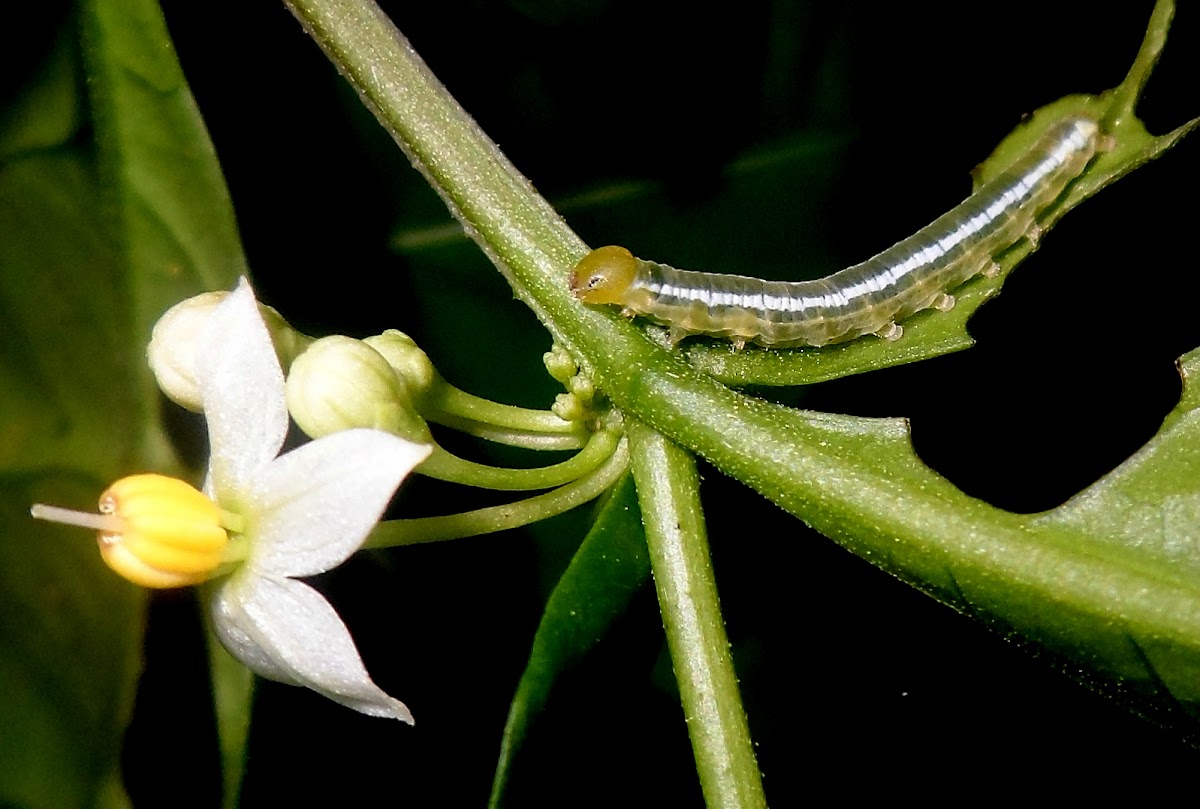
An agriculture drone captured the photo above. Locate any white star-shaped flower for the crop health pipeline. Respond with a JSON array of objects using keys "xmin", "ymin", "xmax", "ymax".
[
  {"xmin": 34, "ymin": 279, "xmax": 430, "ymax": 722},
  {"xmin": 200, "ymin": 278, "xmax": 431, "ymax": 721}
]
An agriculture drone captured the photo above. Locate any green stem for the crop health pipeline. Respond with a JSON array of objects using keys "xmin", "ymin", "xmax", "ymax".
[
  {"xmin": 1108, "ymin": 0, "xmax": 1173, "ymax": 126},
  {"xmin": 202, "ymin": 604, "xmax": 254, "ymax": 809},
  {"xmin": 426, "ymin": 382, "xmax": 582, "ymax": 435},
  {"xmin": 419, "ymin": 428, "xmax": 619, "ymax": 490},
  {"xmin": 367, "ymin": 436, "xmax": 629, "ymax": 546},
  {"xmin": 627, "ymin": 421, "xmax": 766, "ymax": 809},
  {"xmin": 427, "ymin": 413, "xmax": 585, "ymax": 451}
]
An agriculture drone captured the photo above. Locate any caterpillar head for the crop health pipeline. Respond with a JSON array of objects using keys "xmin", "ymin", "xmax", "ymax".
[{"xmin": 570, "ymin": 245, "xmax": 638, "ymax": 304}]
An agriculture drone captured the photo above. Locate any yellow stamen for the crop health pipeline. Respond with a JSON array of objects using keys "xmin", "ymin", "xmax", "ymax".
[{"xmin": 32, "ymin": 473, "xmax": 233, "ymax": 589}]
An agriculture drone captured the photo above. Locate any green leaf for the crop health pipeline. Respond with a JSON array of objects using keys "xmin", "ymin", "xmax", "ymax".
[
  {"xmin": 0, "ymin": 475, "xmax": 143, "ymax": 809},
  {"xmin": 81, "ymin": 0, "xmax": 246, "ymax": 353},
  {"xmin": 0, "ymin": 56, "xmax": 145, "ymax": 801},
  {"xmin": 0, "ymin": 156, "xmax": 141, "ymax": 476},
  {"xmin": 489, "ymin": 474, "xmax": 650, "ymax": 807},
  {"xmin": 574, "ymin": 342, "xmax": 1200, "ymax": 714},
  {"xmin": 0, "ymin": 22, "xmax": 143, "ymax": 809},
  {"xmin": 0, "ymin": 0, "xmax": 248, "ymax": 804},
  {"xmin": 0, "ymin": 25, "xmax": 82, "ymax": 161},
  {"xmin": 0, "ymin": 155, "xmax": 143, "ymax": 809},
  {"xmin": 79, "ymin": 0, "xmax": 250, "ymax": 800},
  {"xmin": 1027, "ymin": 348, "xmax": 1200, "ymax": 705}
]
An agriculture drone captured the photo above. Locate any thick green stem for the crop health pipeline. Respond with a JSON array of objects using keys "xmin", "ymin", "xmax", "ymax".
[{"xmin": 627, "ymin": 421, "xmax": 766, "ymax": 809}]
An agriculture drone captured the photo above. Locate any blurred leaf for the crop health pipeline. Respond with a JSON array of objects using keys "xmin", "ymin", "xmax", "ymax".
[
  {"xmin": 489, "ymin": 475, "xmax": 649, "ymax": 807},
  {"xmin": 0, "ymin": 26, "xmax": 145, "ymax": 799},
  {"xmin": 82, "ymin": 0, "xmax": 245, "ymax": 352},
  {"xmin": 544, "ymin": 132, "xmax": 851, "ymax": 279},
  {"xmin": 81, "ymin": 0, "xmax": 250, "ymax": 800},
  {"xmin": 0, "ymin": 24, "xmax": 81, "ymax": 161},
  {"xmin": 0, "ymin": 474, "xmax": 142, "ymax": 809},
  {"xmin": 0, "ymin": 0, "xmax": 246, "ymax": 805},
  {"xmin": 0, "ymin": 156, "xmax": 139, "ymax": 476},
  {"xmin": 0, "ymin": 141, "xmax": 144, "ymax": 809}
]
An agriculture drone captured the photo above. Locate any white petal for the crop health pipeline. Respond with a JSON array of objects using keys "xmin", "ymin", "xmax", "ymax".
[
  {"xmin": 196, "ymin": 278, "xmax": 289, "ymax": 503},
  {"xmin": 242, "ymin": 428, "xmax": 430, "ymax": 578},
  {"xmin": 212, "ymin": 573, "xmax": 413, "ymax": 722}
]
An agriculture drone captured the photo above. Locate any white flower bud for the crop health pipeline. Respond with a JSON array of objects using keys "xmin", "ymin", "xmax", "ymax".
[
  {"xmin": 285, "ymin": 336, "xmax": 431, "ymax": 443},
  {"xmin": 363, "ymin": 330, "xmax": 437, "ymax": 403},
  {"xmin": 148, "ymin": 290, "xmax": 310, "ymax": 412},
  {"xmin": 147, "ymin": 291, "xmax": 229, "ymax": 411}
]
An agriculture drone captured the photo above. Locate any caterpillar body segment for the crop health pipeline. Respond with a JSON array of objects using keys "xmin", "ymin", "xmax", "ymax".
[{"xmin": 570, "ymin": 115, "xmax": 1103, "ymax": 349}]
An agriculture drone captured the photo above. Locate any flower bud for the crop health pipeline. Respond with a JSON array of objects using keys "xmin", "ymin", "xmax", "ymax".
[
  {"xmin": 147, "ymin": 291, "xmax": 227, "ymax": 411},
  {"xmin": 148, "ymin": 290, "xmax": 311, "ymax": 412},
  {"xmin": 363, "ymin": 330, "xmax": 438, "ymax": 404},
  {"xmin": 543, "ymin": 344, "xmax": 578, "ymax": 385},
  {"xmin": 552, "ymin": 392, "xmax": 587, "ymax": 423},
  {"xmin": 286, "ymin": 336, "xmax": 432, "ymax": 443},
  {"xmin": 567, "ymin": 374, "xmax": 595, "ymax": 401}
]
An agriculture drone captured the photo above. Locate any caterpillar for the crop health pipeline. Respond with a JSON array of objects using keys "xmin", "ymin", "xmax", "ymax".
[{"xmin": 570, "ymin": 114, "xmax": 1105, "ymax": 349}]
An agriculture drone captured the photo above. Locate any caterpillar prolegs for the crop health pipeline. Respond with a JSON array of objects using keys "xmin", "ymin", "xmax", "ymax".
[{"xmin": 570, "ymin": 115, "xmax": 1105, "ymax": 349}]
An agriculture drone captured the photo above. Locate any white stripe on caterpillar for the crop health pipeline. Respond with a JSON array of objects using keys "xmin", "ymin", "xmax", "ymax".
[{"xmin": 570, "ymin": 115, "xmax": 1104, "ymax": 349}]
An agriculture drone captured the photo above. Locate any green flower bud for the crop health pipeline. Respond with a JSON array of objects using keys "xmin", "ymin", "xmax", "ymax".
[
  {"xmin": 567, "ymin": 373, "xmax": 595, "ymax": 402},
  {"xmin": 285, "ymin": 336, "xmax": 432, "ymax": 443},
  {"xmin": 148, "ymin": 290, "xmax": 311, "ymax": 412},
  {"xmin": 552, "ymin": 392, "xmax": 587, "ymax": 423},
  {"xmin": 363, "ymin": 330, "xmax": 438, "ymax": 404},
  {"xmin": 543, "ymin": 344, "xmax": 578, "ymax": 385}
]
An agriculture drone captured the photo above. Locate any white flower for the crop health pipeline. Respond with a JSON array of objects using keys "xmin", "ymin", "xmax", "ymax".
[
  {"xmin": 34, "ymin": 278, "xmax": 430, "ymax": 722},
  {"xmin": 199, "ymin": 279, "xmax": 430, "ymax": 722}
]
